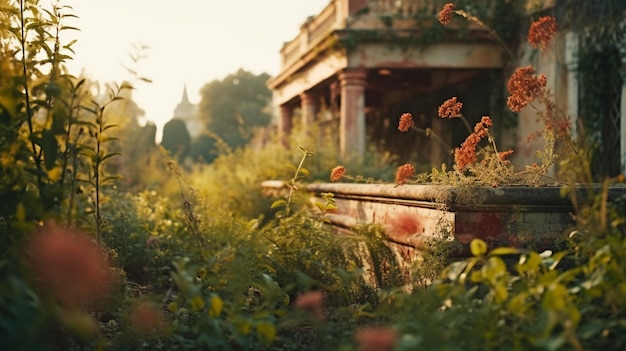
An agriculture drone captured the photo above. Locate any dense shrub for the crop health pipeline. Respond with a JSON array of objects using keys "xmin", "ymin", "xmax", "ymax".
[{"xmin": 1, "ymin": 1, "xmax": 626, "ymax": 351}]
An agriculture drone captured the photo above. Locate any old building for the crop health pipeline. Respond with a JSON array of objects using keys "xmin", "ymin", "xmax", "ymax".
[{"xmin": 268, "ymin": 0, "xmax": 626, "ymax": 177}]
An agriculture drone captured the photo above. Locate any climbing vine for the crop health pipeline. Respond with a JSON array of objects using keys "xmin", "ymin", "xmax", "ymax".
[
  {"xmin": 334, "ymin": 0, "xmax": 522, "ymax": 54},
  {"xmin": 556, "ymin": 0, "xmax": 626, "ymax": 178}
]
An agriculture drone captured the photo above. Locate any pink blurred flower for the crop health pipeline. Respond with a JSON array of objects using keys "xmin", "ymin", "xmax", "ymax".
[
  {"xmin": 355, "ymin": 326, "xmax": 399, "ymax": 351},
  {"xmin": 130, "ymin": 301, "xmax": 166, "ymax": 335},
  {"xmin": 26, "ymin": 221, "xmax": 112, "ymax": 307},
  {"xmin": 295, "ymin": 291, "xmax": 325, "ymax": 320}
]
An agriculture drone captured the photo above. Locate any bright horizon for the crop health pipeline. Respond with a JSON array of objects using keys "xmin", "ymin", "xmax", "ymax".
[{"xmin": 61, "ymin": 0, "xmax": 330, "ymax": 142}]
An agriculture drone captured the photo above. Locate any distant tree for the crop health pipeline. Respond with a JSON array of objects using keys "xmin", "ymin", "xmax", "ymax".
[
  {"xmin": 190, "ymin": 134, "xmax": 217, "ymax": 163},
  {"xmin": 161, "ymin": 118, "xmax": 190, "ymax": 162},
  {"xmin": 197, "ymin": 69, "xmax": 272, "ymax": 150}
]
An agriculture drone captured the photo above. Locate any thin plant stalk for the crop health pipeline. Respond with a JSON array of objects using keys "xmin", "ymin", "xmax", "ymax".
[
  {"xmin": 455, "ymin": 9, "xmax": 516, "ymax": 61},
  {"xmin": 285, "ymin": 146, "xmax": 315, "ymax": 216},
  {"xmin": 18, "ymin": 0, "xmax": 43, "ymax": 182},
  {"xmin": 409, "ymin": 125, "xmax": 453, "ymax": 157}
]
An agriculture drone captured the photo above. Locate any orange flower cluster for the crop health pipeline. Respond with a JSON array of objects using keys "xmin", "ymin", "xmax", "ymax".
[
  {"xmin": 26, "ymin": 222, "xmax": 112, "ymax": 307},
  {"xmin": 295, "ymin": 291, "xmax": 325, "ymax": 320},
  {"xmin": 528, "ymin": 16, "xmax": 557, "ymax": 50},
  {"xmin": 438, "ymin": 3, "xmax": 455, "ymax": 25},
  {"xmin": 354, "ymin": 326, "xmax": 399, "ymax": 351},
  {"xmin": 438, "ymin": 97, "xmax": 463, "ymax": 118},
  {"xmin": 395, "ymin": 163, "xmax": 415, "ymax": 185},
  {"xmin": 506, "ymin": 66, "xmax": 547, "ymax": 112},
  {"xmin": 454, "ymin": 116, "xmax": 492, "ymax": 170},
  {"xmin": 398, "ymin": 112, "xmax": 413, "ymax": 132},
  {"xmin": 330, "ymin": 165, "xmax": 346, "ymax": 182},
  {"xmin": 498, "ymin": 149, "xmax": 514, "ymax": 163}
]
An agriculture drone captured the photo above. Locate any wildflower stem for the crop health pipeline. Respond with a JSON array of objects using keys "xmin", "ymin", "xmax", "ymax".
[
  {"xmin": 455, "ymin": 10, "xmax": 516, "ymax": 61},
  {"xmin": 286, "ymin": 146, "xmax": 315, "ymax": 216},
  {"xmin": 458, "ymin": 115, "xmax": 473, "ymax": 135},
  {"xmin": 514, "ymin": 170, "xmax": 567, "ymax": 185},
  {"xmin": 410, "ymin": 125, "xmax": 453, "ymax": 156},
  {"xmin": 18, "ymin": 0, "xmax": 43, "ymax": 184}
]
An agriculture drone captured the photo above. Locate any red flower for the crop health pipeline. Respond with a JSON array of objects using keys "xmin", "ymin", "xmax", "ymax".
[
  {"xmin": 506, "ymin": 66, "xmax": 547, "ymax": 112},
  {"xmin": 355, "ymin": 326, "xmax": 399, "ymax": 351},
  {"xmin": 438, "ymin": 97, "xmax": 463, "ymax": 118},
  {"xmin": 26, "ymin": 221, "xmax": 112, "ymax": 307},
  {"xmin": 528, "ymin": 16, "xmax": 557, "ymax": 50},
  {"xmin": 295, "ymin": 291, "xmax": 325, "ymax": 320},
  {"xmin": 130, "ymin": 301, "xmax": 166, "ymax": 335},
  {"xmin": 454, "ymin": 117, "xmax": 492, "ymax": 170},
  {"xmin": 398, "ymin": 113, "xmax": 414, "ymax": 132},
  {"xmin": 438, "ymin": 3, "xmax": 455, "ymax": 25},
  {"xmin": 395, "ymin": 163, "xmax": 415, "ymax": 185},
  {"xmin": 330, "ymin": 165, "xmax": 346, "ymax": 182},
  {"xmin": 498, "ymin": 150, "xmax": 514, "ymax": 161}
]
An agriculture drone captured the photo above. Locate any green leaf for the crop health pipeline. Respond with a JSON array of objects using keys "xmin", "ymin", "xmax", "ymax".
[
  {"xmin": 470, "ymin": 238, "xmax": 487, "ymax": 256},
  {"xmin": 41, "ymin": 130, "xmax": 58, "ymax": 170},
  {"xmin": 189, "ymin": 295, "xmax": 205, "ymax": 312},
  {"xmin": 517, "ymin": 251, "xmax": 542, "ymax": 275},
  {"xmin": 79, "ymin": 105, "xmax": 98, "ymax": 115},
  {"xmin": 481, "ymin": 256, "xmax": 507, "ymax": 285},
  {"xmin": 271, "ymin": 199, "xmax": 287, "ymax": 209},
  {"xmin": 64, "ymin": 39, "xmax": 77, "ymax": 47},
  {"xmin": 102, "ymin": 124, "xmax": 119, "ymax": 132},
  {"xmin": 507, "ymin": 292, "xmax": 530, "ymax": 315},
  {"xmin": 99, "ymin": 152, "xmax": 122, "ymax": 163},
  {"xmin": 16, "ymin": 203, "xmax": 26, "ymax": 221},
  {"xmin": 208, "ymin": 295, "xmax": 224, "ymax": 317},
  {"xmin": 493, "ymin": 281, "xmax": 508, "ymax": 302},
  {"xmin": 542, "ymin": 283, "xmax": 568, "ymax": 311},
  {"xmin": 324, "ymin": 203, "xmax": 337, "ymax": 211},
  {"xmin": 255, "ymin": 321, "xmax": 276, "ymax": 344},
  {"xmin": 489, "ymin": 247, "xmax": 521, "ymax": 256}
]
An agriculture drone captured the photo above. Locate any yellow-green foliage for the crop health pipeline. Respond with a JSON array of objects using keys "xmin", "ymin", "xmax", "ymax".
[{"xmin": 2, "ymin": 1, "xmax": 626, "ymax": 351}]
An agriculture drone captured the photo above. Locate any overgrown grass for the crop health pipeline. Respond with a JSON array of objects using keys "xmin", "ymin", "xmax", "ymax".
[{"xmin": 1, "ymin": 1, "xmax": 626, "ymax": 351}]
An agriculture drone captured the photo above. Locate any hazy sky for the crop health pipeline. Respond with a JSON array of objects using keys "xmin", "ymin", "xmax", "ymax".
[{"xmin": 62, "ymin": 0, "xmax": 329, "ymax": 140}]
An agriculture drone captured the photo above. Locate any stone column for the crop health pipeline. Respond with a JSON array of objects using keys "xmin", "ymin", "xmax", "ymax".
[
  {"xmin": 620, "ymin": 67, "xmax": 626, "ymax": 173},
  {"xmin": 278, "ymin": 104, "xmax": 293, "ymax": 147},
  {"xmin": 300, "ymin": 91, "xmax": 320, "ymax": 137},
  {"xmin": 565, "ymin": 32, "xmax": 579, "ymax": 138},
  {"xmin": 339, "ymin": 68, "xmax": 367, "ymax": 158}
]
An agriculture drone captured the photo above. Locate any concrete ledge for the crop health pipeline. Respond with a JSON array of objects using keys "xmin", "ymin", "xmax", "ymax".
[{"xmin": 262, "ymin": 181, "xmax": 626, "ymax": 256}]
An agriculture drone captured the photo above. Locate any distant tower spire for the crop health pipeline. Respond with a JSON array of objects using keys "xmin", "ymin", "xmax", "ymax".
[
  {"xmin": 181, "ymin": 84, "xmax": 190, "ymax": 105},
  {"xmin": 174, "ymin": 84, "xmax": 194, "ymax": 120},
  {"xmin": 172, "ymin": 84, "xmax": 202, "ymax": 138}
]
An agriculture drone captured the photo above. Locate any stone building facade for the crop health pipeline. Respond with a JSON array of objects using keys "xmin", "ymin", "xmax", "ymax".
[{"xmin": 268, "ymin": 0, "xmax": 626, "ymax": 175}]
